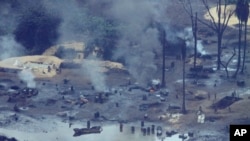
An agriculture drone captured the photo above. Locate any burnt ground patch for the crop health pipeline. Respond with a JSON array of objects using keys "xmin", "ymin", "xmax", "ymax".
[
  {"xmin": 0, "ymin": 135, "xmax": 18, "ymax": 141},
  {"xmin": 211, "ymin": 96, "xmax": 242, "ymax": 109},
  {"xmin": 0, "ymin": 79, "xmax": 14, "ymax": 84},
  {"xmin": 10, "ymin": 85, "xmax": 20, "ymax": 90},
  {"xmin": 205, "ymin": 116, "xmax": 223, "ymax": 122},
  {"xmin": 139, "ymin": 102, "xmax": 162, "ymax": 111}
]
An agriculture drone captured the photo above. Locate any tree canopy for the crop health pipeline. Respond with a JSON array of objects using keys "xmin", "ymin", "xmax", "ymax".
[{"xmin": 235, "ymin": 0, "xmax": 249, "ymax": 23}]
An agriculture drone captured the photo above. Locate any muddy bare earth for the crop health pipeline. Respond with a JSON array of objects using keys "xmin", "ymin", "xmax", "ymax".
[{"xmin": 0, "ymin": 41, "xmax": 250, "ymax": 141}]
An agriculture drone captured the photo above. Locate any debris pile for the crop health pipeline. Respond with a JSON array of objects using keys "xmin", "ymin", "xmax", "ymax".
[
  {"xmin": 0, "ymin": 55, "xmax": 62, "ymax": 78},
  {"xmin": 0, "ymin": 135, "xmax": 18, "ymax": 141},
  {"xmin": 73, "ymin": 126, "xmax": 102, "ymax": 137},
  {"xmin": 211, "ymin": 96, "xmax": 241, "ymax": 109},
  {"xmin": 63, "ymin": 95, "xmax": 88, "ymax": 106},
  {"xmin": 19, "ymin": 87, "xmax": 38, "ymax": 98},
  {"xmin": 7, "ymin": 87, "xmax": 38, "ymax": 103},
  {"xmin": 139, "ymin": 102, "xmax": 162, "ymax": 111},
  {"xmin": 187, "ymin": 65, "xmax": 215, "ymax": 79}
]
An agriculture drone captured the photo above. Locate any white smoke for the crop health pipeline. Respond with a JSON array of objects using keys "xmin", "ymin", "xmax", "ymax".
[
  {"xmin": 0, "ymin": 36, "xmax": 25, "ymax": 60},
  {"xmin": 183, "ymin": 27, "xmax": 193, "ymax": 47},
  {"xmin": 18, "ymin": 69, "xmax": 36, "ymax": 88},
  {"xmin": 42, "ymin": 0, "xmax": 89, "ymax": 43},
  {"xmin": 82, "ymin": 58, "xmax": 107, "ymax": 91},
  {"xmin": 35, "ymin": 0, "xmax": 186, "ymax": 86},
  {"xmin": 0, "ymin": 1, "xmax": 26, "ymax": 60},
  {"xmin": 114, "ymin": 28, "xmax": 160, "ymax": 84},
  {"xmin": 109, "ymin": 0, "xmax": 165, "ymax": 85},
  {"xmin": 178, "ymin": 27, "xmax": 206, "ymax": 55},
  {"xmin": 42, "ymin": 0, "xmax": 169, "ymax": 86},
  {"xmin": 197, "ymin": 40, "xmax": 206, "ymax": 55}
]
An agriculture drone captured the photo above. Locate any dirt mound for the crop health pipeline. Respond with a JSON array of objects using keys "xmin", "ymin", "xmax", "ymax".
[
  {"xmin": 211, "ymin": 96, "xmax": 241, "ymax": 109},
  {"xmin": 43, "ymin": 41, "xmax": 85, "ymax": 56},
  {"xmin": 0, "ymin": 55, "xmax": 63, "ymax": 78},
  {"xmin": 82, "ymin": 60, "xmax": 126, "ymax": 73}
]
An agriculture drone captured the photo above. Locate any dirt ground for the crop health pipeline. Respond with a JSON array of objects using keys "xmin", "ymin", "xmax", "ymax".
[
  {"xmin": 1, "ymin": 42, "xmax": 249, "ymax": 141},
  {"xmin": 1, "ymin": 1, "xmax": 250, "ymax": 141}
]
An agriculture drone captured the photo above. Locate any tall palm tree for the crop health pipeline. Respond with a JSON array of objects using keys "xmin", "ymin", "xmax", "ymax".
[
  {"xmin": 240, "ymin": 0, "xmax": 249, "ymax": 74},
  {"xmin": 234, "ymin": 0, "xmax": 247, "ymax": 77}
]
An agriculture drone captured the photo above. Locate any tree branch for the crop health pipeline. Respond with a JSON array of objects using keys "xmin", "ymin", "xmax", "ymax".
[
  {"xmin": 202, "ymin": 0, "xmax": 219, "ymax": 30},
  {"xmin": 221, "ymin": 6, "xmax": 235, "ymax": 33}
]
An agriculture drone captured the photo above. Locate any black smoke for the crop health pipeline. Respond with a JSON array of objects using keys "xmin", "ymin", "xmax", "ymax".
[{"xmin": 14, "ymin": 2, "xmax": 61, "ymax": 55}]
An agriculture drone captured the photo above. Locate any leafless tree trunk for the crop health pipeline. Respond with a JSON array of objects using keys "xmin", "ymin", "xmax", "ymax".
[
  {"xmin": 162, "ymin": 30, "xmax": 166, "ymax": 88},
  {"xmin": 180, "ymin": 0, "xmax": 234, "ymax": 70},
  {"xmin": 199, "ymin": 0, "xmax": 234, "ymax": 70},
  {"xmin": 194, "ymin": 13, "xmax": 198, "ymax": 68},
  {"xmin": 235, "ymin": 0, "xmax": 249, "ymax": 75},
  {"xmin": 220, "ymin": 49, "xmax": 236, "ymax": 78},
  {"xmin": 182, "ymin": 43, "xmax": 187, "ymax": 114},
  {"xmin": 233, "ymin": 19, "xmax": 243, "ymax": 77},
  {"xmin": 155, "ymin": 22, "xmax": 167, "ymax": 87},
  {"xmin": 241, "ymin": 21, "xmax": 248, "ymax": 74},
  {"xmin": 179, "ymin": 0, "xmax": 198, "ymax": 68}
]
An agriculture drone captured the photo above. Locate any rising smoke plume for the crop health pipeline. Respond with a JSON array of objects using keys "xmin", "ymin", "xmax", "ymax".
[
  {"xmin": 82, "ymin": 58, "xmax": 107, "ymax": 91},
  {"xmin": 42, "ymin": 0, "xmax": 90, "ymax": 43},
  {"xmin": 18, "ymin": 69, "xmax": 36, "ymax": 88},
  {"xmin": 42, "ymin": 0, "xmax": 165, "ymax": 87},
  {"xmin": 0, "ymin": 1, "xmax": 25, "ymax": 60},
  {"xmin": 0, "ymin": 36, "xmax": 25, "ymax": 60},
  {"xmin": 0, "ymin": 0, "xmax": 188, "ymax": 87},
  {"xmin": 51, "ymin": 0, "xmax": 178, "ymax": 86},
  {"xmin": 43, "ymin": 0, "xmax": 109, "ymax": 90},
  {"xmin": 109, "ymin": 0, "xmax": 170, "ymax": 85},
  {"xmin": 178, "ymin": 27, "xmax": 206, "ymax": 55}
]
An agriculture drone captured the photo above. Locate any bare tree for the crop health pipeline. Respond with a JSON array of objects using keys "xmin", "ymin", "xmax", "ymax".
[
  {"xmin": 193, "ymin": 13, "xmax": 198, "ymax": 68},
  {"xmin": 220, "ymin": 47, "xmax": 236, "ymax": 78},
  {"xmin": 181, "ymin": 40, "xmax": 187, "ymax": 114},
  {"xmin": 180, "ymin": 0, "xmax": 234, "ymax": 70},
  {"xmin": 199, "ymin": 0, "xmax": 235, "ymax": 70},
  {"xmin": 160, "ymin": 29, "xmax": 167, "ymax": 88},
  {"xmin": 241, "ymin": 11, "xmax": 249, "ymax": 74},
  {"xmin": 154, "ymin": 22, "xmax": 167, "ymax": 87},
  {"xmin": 179, "ymin": 0, "xmax": 198, "ymax": 68},
  {"xmin": 234, "ymin": 0, "xmax": 243, "ymax": 77}
]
